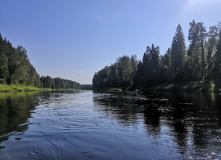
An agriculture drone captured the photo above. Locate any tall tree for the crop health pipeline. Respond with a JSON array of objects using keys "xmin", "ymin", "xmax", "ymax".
[
  {"xmin": 188, "ymin": 20, "xmax": 207, "ymax": 79},
  {"xmin": 188, "ymin": 20, "xmax": 200, "ymax": 80},
  {"xmin": 143, "ymin": 44, "xmax": 160, "ymax": 86},
  {"xmin": 188, "ymin": 20, "xmax": 198, "ymax": 56},
  {"xmin": 10, "ymin": 46, "xmax": 30, "ymax": 85},
  {"xmin": 0, "ymin": 52, "xmax": 9, "ymax": 83},
  {"xmin": 214, "ymin": 31, "xmax": 221, "ymax": 87},
  {"xmin": 108, "ymin": 63, "xmax": 119, "ymax": 87},
  {"xmin": 0, "ymin": 34, "xmax": 9, "ymax": 83},
  {"xmin": 161, "ymin": 48, "xmax": 171, "ymax": 68},
  {"xmin": 197, "ymin": 22, "xmax": 207, "ymax": 79},
  {"xmin": 160, "ymin": 48, "xmax": 173, "ymax": 82},
  {"xmin": 131, "ymin": 55, "xmax": 138, "ymax": 84},
  {"xmin": 117, "ymin": 55, "xmax": 133, "ymax": 88},
  {"xmin": 206, "ymin": 25, "xmax": 220, "ymax": 79},
  {"xmin": 171, "ymin": 24, "xmax": 186, "ymax": 82},
  {"xmin": 134, "ymin": 61, "xmax": 144, "ymax": 87}
]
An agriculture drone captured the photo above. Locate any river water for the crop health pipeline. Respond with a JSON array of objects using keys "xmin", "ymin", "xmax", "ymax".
[{"xmin": 0, "ymin": 90, "xmax": 221, "ymax": 160}]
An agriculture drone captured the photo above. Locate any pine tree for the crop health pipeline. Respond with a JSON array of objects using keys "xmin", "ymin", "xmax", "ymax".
[
  {"xmin": 197, "ymin": 22, "xmax": 207, "ymax": 79},
  {"xmin": 214, "ymin": 31, "xmax": 221, "ymax": 87},
  {"xmin": 206, "ymin": 25, "xmax": 219, "ymax": 80},
  {"xmin": 188, "ymin": 20, "xmax": 207, "ymax": 80},
  {"xmin": 0, "ymin": 34, "xmax": 9, "ymax": 83},
  {"xmin": 143, "ymin": 44, "xmax": 160, "ymax": 86},
  {"xmin": 171, "ymin": 24, "xmax": 186, "ymax": 82},
  {"xmin": 188, "ymin": 20, "xmax": 198, "ymax": 56},
  {"xmin": 134, "ymin": 61, "xmax": 144, "ymax": 87},
  {"xmin": 161, "ymin": 48, "xmax": 171, "ymax": 68},
  {"xmin": 0, "ymin": 52, "xmax": 9, "ymax": 83}
]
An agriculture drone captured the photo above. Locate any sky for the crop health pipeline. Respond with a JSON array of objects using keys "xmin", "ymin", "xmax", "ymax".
[{"xmin": 0, "ymin": 0, "xmax": 221, "ymax": 84}]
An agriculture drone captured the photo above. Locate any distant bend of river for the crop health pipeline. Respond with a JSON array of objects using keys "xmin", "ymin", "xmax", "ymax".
[{"xmin": 0, "ymin": 90, "xmax": 221, "ymax": 160}]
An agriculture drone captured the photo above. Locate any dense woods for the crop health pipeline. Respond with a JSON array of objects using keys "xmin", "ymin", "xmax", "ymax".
[
  {"xmin": 0, "ymin": 33, "xmax": 80, "ymax": 89},
  {"xmin": 80, "ymin": 84, "xmax": 93, "ymax": 90},
  {"xmin": 40, "ymin": 76, "xmax": 80, "ymax": 89},
  {"xmin": 93, "ymin": 20, "xmax": 221, "ymax": 90}
]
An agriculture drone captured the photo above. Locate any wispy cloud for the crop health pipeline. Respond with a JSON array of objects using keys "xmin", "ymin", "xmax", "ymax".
[
  {"xmin": 94, "ymin": 15, "xmax": 105, "ymax": 22},
  {"xmin": 73, "ymin": 70, "xmax": 87, "ymax": 74}
]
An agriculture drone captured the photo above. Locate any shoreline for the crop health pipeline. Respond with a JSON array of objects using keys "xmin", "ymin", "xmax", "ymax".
[
  {"xmin": 146, "ymin": 82, "xmax": 216, "ymax": 93},
  {"xmin": 93, "ymin": 81, "xmax": 220, "ymax": 93},
  {"xmin": 0, "ymin": 84, "xmax": 79, "ymax": 93},
  {"xmin": 0, "ymin": 84, "xmax": 41, "ymax": 92}
]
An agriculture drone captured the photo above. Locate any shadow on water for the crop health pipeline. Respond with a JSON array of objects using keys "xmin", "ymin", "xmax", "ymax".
[
  {"xmin": 159, "ymin": 92, "xmax": 221, "ymax": 151},
  {"xmin": 93, "ymin": 92, "xmax": 146, "ymax": 125},
  {"xmin": 0, "ymin": 92, "xmax": 41, "ymax": 149},
  {"xmin": 0, "ymin": 90, "xmax": 82, "ymax": 150},
  {"xmin": 93, "ymin": 91, "xmax": 221, "ymax": 159}
]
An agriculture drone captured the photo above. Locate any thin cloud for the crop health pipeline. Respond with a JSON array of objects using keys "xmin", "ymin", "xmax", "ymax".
[
  {"xmin": 94, "ymin": 15, "xmax": 105, "ymax": 22},
  {"xmin": 73, "ymin": 70, "xmax": 87, "ymax": 74}
]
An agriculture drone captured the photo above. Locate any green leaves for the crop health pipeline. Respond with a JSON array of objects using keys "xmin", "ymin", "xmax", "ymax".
[
  {"xmin": 0, "ymin": 35, "xmax": 41, "ymax": 86},
  {"xmin": 93, "ymin": 21, "xmax": 221, "ymax": 89}
]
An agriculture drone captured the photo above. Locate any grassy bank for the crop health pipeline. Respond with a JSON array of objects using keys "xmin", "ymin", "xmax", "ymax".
[
  {"xmin": 145, "ymin": 81, "xmax": 217, "ymax": 93},
  {"xmin": 0, "ymin": 84, "xmax": 42, "ymax": 92},
  {"xmin": 0, "ymin": 84, "xmax": 81, "ymax": 92},
  {"xmin": 93, "ymin": 87, "xmax": 123, "ymax": 92},
  {"xmin": 94, "ymin": 81, "xmax": 221, "ymax": 93}
]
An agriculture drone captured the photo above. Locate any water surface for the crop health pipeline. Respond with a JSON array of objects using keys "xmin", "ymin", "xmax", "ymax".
[{"xmin": 0, "ymin": 90, "xmax": 221, "ymax": 160}]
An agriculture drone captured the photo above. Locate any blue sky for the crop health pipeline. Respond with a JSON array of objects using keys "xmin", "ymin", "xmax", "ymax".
[{"xmin": 0, "ymin": 0, "xmax": 221, "ymax": 84}]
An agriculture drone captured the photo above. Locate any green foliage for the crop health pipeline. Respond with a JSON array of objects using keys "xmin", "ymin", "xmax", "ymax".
[
  {"xmin": 0, "ymin": 84, "xmax": 41, "ymax": 92},
  {"xmin": 214, "ymin": 31, "xmax": 221, "ymax": 87},
  {"xmin": 117, "ymin": 55, "xmax": 134, "ymax": 87},
  {"xmin": 171, "ymin": 24, "xmax": 186, "ymax": 82},
  {"xmin": 187, "ymin": 21, "xmax": 208, "ymax": 80},
  {"xmin": 0, "ymin": 34, "xmax": 41, "ymax": 87},
  {"xmin": 0, "ymin": 33, "xmax": 80, "ymax": 90},
  {"xmin": 93, "ymin": 20, "xmax": 221, "ymax": 92},
  {"xmin": 40, "ymin": 76, "xmax": 80, "ymax": 89},
  {"xmin": 0, "ymin": 51, "xmax": 9, "ymax": 83},
  {"xmin": 93, "ymin": 55, "xmax": 138, "ymax": 90},
  {"xmin": 142, "ymin": 44, "xmax": 160, "ymax": 86},
  {"xmin": 145, "ymin": 81, "xmax": 215, "ymax": 93}
]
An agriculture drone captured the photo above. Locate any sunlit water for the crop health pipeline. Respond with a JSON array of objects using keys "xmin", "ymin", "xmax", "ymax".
[{"xmin": 0, "ymin": 90, "xmax": 221, "ymax": 160}]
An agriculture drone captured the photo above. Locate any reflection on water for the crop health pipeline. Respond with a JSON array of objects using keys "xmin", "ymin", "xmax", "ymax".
[
  {"xmin": 0, "ymin": 90, "xmax": 221, "ymax": 159},
  {"xmin": 0, "ymin": 92, "xmax": 40, "ymax": 149},
  {"xmin": 93, "ymin": 92, "xmax": 221, "ymax": 159}
]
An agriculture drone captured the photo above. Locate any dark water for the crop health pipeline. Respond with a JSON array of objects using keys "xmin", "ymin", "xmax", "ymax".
[{"xmin": 0, "ymin": 91, "xmax": 221, "ymax": 160}]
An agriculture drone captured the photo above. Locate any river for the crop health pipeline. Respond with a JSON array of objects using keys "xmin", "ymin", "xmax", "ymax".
[{"xmin": 0, "ymin": 90, "xmax": 221, "ymax": 160}]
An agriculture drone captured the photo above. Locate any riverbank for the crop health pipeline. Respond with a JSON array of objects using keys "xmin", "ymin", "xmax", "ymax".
[
  {"xmin": 0, "ymin": 84, "xmax": 79, "ymax": 92},
  {"xmin": 0, "ymin": 84, "xmax": 42, "ymax": 92},
  {"xmin": 94, "ymin": 81, "xmax": 219, "ymax": 93},
  {"xmin": 145, "ymin": 82, "xmax": 216, "ymax": 93}
]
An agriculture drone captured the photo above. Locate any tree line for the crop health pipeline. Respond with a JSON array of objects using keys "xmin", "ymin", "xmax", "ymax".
[
  {"xmin": 40, "ymin": 76, "xmax": 80, "ymax": 89},
  {"xmin": 0, "ymin": 33, "xmax": 80, "ymax": 89},
  {"xmin": 93, "ymin": 20, "xmax": 221, "ymax": 90},
  {"xmin": 80, "ymin": 84, "xmax": 93, "ymax": 90}
]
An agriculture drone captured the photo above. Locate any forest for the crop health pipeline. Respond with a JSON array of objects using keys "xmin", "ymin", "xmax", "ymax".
[
  {"xmin": 93, "ymin": 20, "xmax": 221, "ymax": 91},
  {"xmin": 0, "ymin": 33, "xmax": 80, "ymax": 90}
]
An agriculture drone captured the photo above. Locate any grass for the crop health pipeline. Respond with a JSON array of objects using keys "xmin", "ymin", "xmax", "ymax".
[
  {"xmin": 93, "ymin": 87, "xmax": 123, "ymax": 92},
  {"xmin": 0, "ymin": 84, "xmax": 42, "ymax": 92},
  {"xmin": 0, "ymin": 84, "xmax": 80, "ymax": 92},
  {"xmin": 109, "ymin": 88, "xmax": 122, "ymax": 92},
  {"xmin": 145, "ymin": 81, "xmax": 217, "ymax": 93}
]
